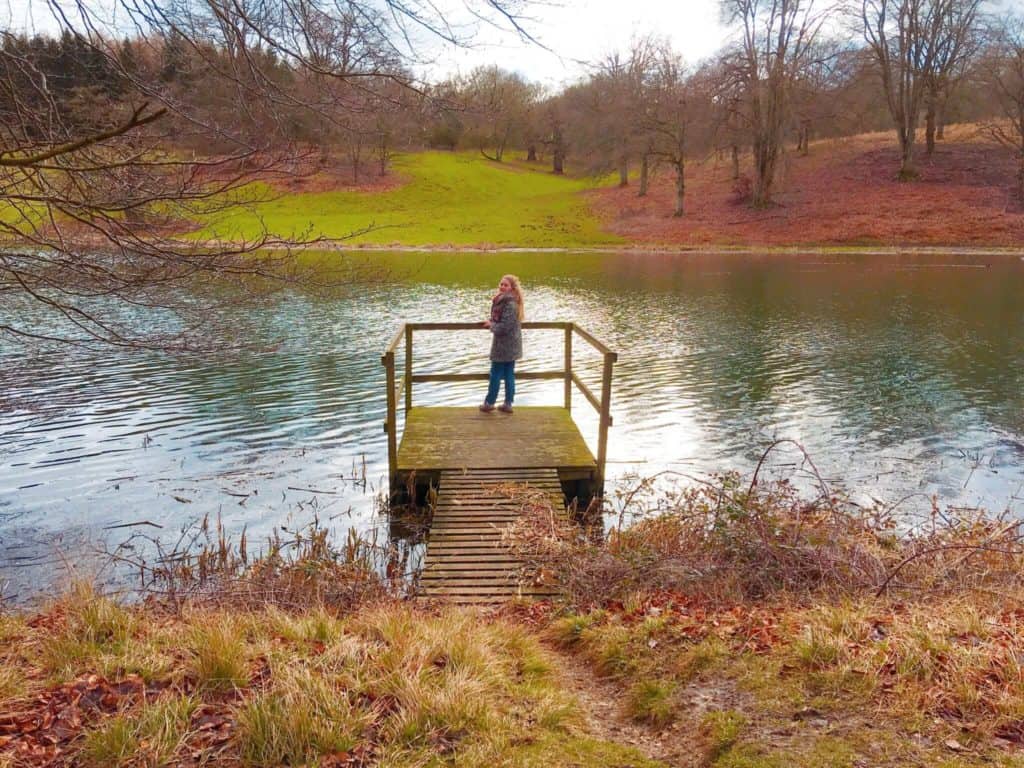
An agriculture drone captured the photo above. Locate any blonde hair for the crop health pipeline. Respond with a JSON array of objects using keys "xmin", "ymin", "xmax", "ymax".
[{"xmin": 503, "ymin": 274, "xmax": 525, "ymax": 321}]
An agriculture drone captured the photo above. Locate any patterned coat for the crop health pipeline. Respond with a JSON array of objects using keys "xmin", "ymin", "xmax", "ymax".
[{"xmin": 489, "ymin": 292, "xmax": 523, "ymax": 362}]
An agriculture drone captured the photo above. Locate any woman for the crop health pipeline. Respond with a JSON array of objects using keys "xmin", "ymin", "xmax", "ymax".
[{"xmin": 480, "ymin": 274, "xmax": 524, "ymax": 413}]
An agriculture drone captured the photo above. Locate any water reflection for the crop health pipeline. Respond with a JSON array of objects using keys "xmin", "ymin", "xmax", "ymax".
[{"xmin": 1, "ymin": 251, "xmax": 1022, "ymax": 600}]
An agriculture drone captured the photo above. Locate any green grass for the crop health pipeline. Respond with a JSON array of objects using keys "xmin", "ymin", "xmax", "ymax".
[
  {"xmin": 197, "ymin": 151, "xmax": 621, "ymax": 248},
  {"xmin": 81, "ymin": 696, "xmax": 198, "ymax": 767},
  {"xmin": 188, "ymin": 618, "xmax": 250, "ymax": 692},
  {"xmin": 701, "ymin": 710, "xmax": 747, "ymax": 763},
  {"xmin": 627, "ymin": 678, "xmax": 677, "ymax": 726}
]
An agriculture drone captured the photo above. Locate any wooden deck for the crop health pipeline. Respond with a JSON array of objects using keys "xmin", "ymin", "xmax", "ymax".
[
  {"xmin": 397, "ymin": 406, "xmax": 597, "ymax": 478},
  {"xmin": 419, "ymin": 468, "xmax": 563, "ymax": 603}
]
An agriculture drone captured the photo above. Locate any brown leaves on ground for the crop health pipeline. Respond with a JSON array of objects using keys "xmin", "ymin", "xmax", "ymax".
[
  {"xmin": 591, "ymin": 126, "xmax": 1024, "ymax": 247},
  {"xmin": 0, "ymin": 674, "xmax": 160, "ymax": 766}
]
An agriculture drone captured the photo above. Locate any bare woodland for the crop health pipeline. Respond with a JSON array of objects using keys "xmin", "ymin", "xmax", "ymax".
[
  {"xmin": 2, "ymin": 0, "xmax": 1024, "ymax": 347},
  {"xmin": 0, "ymin": 0, "xmax": 531, "ymax": 347}
]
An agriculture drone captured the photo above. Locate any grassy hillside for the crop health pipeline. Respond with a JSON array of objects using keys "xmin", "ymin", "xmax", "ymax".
[
  {"xmin": 6, "ymin": 127, "xmax": 1024, "ymax": 251},
  {"xmin": 195, "ymin": 127, "xmax": 1024, "ymax": 250},
  {"xmin": 197, "ymin": 152, "xmax": 621, "ymax": 248}
]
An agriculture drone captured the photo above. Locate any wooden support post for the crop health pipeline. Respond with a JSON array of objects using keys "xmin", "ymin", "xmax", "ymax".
[
  {"xmin": 404, "ymin": 326, "xmax": 413, "ymax": 413},
  {"xmin": 596, "ymin": 351, "xmax": 615, "ymax": 494},
  {"xmin": 383, "ymin": 351, "xmax": 398, "ymax": 490},
  {"xmin": 563, "ymin": 324, "xmax": 572, "ymax": 411}
]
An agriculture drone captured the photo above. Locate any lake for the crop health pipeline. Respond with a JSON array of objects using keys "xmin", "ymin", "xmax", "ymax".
[{"xmin": 2, "ymin": 251, "xmax": 1023, "ymax": 600}]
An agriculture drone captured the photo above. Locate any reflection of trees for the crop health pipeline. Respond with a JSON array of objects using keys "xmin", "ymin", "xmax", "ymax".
[
  {"xmin": 363, "ymin": 251, "xmax": 1023, "ymax": 444},
  {"xmin": 476, "ymin": 253, "xmax": 1024, "ymax": 452}
]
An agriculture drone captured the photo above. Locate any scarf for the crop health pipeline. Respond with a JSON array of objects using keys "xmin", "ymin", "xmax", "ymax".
[{"xmin": 490, "ymin": 291, "xmax": 515, "ymax": 323}]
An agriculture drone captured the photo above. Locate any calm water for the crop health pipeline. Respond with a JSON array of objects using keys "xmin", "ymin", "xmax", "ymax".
[{"xmin": 2, "ymin": 251, "xmax": 1023, "ymax": 599}]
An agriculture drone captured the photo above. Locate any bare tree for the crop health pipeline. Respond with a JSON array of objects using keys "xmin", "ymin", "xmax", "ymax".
[
  {"xmin": 703, "ymin": 59, "xmax": 748, "ymax": 181},
  {"xmin": 642, "ymin": 49, "xmax": 693, "ymax": 216},
  {"xmin": 0, "ymin": 0, "xmax": 535, "ymax": 349},
  {"xmin": 923, "ymin": 0, "xmax": 984, "ymax": 154},
  {"xmin": 595, "ymin": 39, "xmax": 659, "ymax": 187},
  {"xmin": 790, "ymin": 39, "xmax": 849, "ymax": 155},
  {"xmin": 981, "ymin": 14, "xmax": 1024, "ymax": 199},
  {"xmin": 721, "ymin": 0, "xmax": 830, "ymax": 206},
  {"xmin": 543, "ymin": 103, "xmax": 567, "ymax": 174},
  {"xmin": 460, "ymin": 66, "xmax": 540, "ymax": 162},
  {"xmin": 859, "ymin": 0, "xmax": 984, "ymax": 178}
]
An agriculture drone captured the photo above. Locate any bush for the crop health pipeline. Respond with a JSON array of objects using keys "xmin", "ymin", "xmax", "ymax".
[{"xmin": 504, "ymin": 448, "xmax": 1024, "ymax": 608}]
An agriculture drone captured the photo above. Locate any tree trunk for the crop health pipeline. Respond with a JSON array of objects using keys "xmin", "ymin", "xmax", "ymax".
[
  {"xmin": 673, "ymin": 160, "xmax": 685, "ymax": 217},
  {"xmin": 898, "ymin": 130, "xmax": 917, "ymax": 180},
  {"xmin": 551, "ymin": 123, "xmax": 565, "ymax": 175},
  {"xmin": 731, "ymin": 144, "xmax": 739, "ymax": 181},
  {"xmin": 751, "ymin": 135, "xmax": 779, "ymax": 207},
  {"xmin": 526, "ymin": 144, "xmax": 537, "ymax": 162},
  {"xmin": 638, "ymin": 153, "xmax": 649, "ymax": 197},
  {"xmin": 936, "ymin": 99, "xmax": 946, "ymax": 140},
  {"xmin": 925, "ymin": 100, "xmax": 937, "ymax": 157},
  {"xmin": 618, "ymin": 155, "xmax": 628, "ymax": 187},
  {"xmin": 1018, "ymin": 150, "xmax": 1024, "ymax": 201},
  {"xmin": 378, "ymin": 135, "xmax": 388, "ymax": 176},
  {"xmin": 750, "ymin": 77, "xmax": 784, "ymax": 207}
]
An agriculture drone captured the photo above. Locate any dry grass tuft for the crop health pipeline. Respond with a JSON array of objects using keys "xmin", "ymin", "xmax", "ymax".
[{"xmin": 188, "ymin": 618, "xmax": 249, "ymax": 691}]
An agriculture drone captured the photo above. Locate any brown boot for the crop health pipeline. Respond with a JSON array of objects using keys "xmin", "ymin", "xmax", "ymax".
[
  {"xmin": 497, "ymin": 403, "xmax": 513, "ymax": 413},
  {"xmin": 479, "ymin": 402, "xmax": 495, "ymax": 412}
]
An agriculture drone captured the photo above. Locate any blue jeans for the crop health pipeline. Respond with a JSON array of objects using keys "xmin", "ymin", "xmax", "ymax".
[{"xmin": 485, "ymin": 361, "xmax": 516, "ymax": 405}]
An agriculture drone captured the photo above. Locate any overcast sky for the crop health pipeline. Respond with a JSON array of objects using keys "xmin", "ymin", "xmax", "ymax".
[{"xmin": 426, "ymin": 0, "xmax": 729, "ymax": 88}]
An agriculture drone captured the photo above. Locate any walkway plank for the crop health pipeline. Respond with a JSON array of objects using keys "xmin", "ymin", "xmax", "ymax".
[{"xmin": 419, "ymin": 468, "xmax": 564, "ymax": 604}]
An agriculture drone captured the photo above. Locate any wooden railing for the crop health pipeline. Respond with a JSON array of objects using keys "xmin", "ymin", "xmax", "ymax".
[{"xmin": 381, "ymin": 322, "xmax": 617, "ymax": 485}]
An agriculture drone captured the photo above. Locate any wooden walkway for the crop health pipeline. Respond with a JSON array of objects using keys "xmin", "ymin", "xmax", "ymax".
[
  {"xmin": 419, "ymin": 468, "xmax": 563, "ymax": 603},
  {"xmin": 381, "ymin": 322, "xmax": 616, "ymax": 604}
]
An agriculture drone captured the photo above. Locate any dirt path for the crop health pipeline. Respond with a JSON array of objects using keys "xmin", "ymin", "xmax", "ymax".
[{"xmin": 550, "ymin": 649, "xmax": 694, "ymax": 768}]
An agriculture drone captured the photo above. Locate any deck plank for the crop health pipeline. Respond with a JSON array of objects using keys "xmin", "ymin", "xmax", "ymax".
[{"xmin": 418, "ymin": 468, "xmax": 563, "ymax": 604}]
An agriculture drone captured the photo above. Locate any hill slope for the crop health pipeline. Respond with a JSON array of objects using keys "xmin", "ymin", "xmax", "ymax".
[
  {"xmin": 593, "ymin": 125, "xmax": 1024, "ymax": 248},
  {"xmin": 199, "ymin": 151, "xmax": 620, "ymax": 248},
  {"xmin": 196, "ymin": 129, "xmax": 1024, "ymax": 249}
]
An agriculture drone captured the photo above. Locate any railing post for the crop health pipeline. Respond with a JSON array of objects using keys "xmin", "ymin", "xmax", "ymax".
[
  {"xmin": 596, "ymin": 350, "xmax": 616, "ymax": 494},
  {"xmin": 404, "ymin": 325, "xmax": 413, "ymax": 413},
  {"xmin": 382, "ymin": 350, "xmax": 398, "ymax": 490},
  {"xmin": 563, "ymin": 324, "xmax": 572, "ymax": 411}
]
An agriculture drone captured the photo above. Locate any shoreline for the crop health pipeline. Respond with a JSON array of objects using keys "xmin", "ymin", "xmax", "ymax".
[{"xmin": 249, "ymin": 241, "xmax": 1024, "ymax": 257}]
